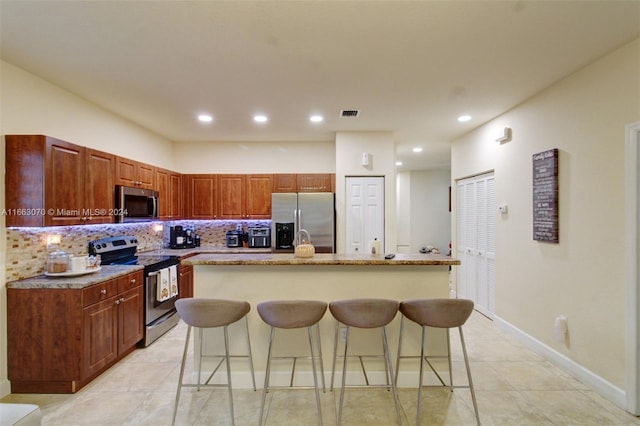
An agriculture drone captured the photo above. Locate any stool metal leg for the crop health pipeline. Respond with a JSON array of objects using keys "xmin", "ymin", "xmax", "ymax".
[
  {"xmin": 382, "ymin": 326, "xmax": 402, "ymax": 426},
  {"xmin": 460, "ymin": 327, "xmax": 480, "ymax": 426},
  {"xmin": 259, "ymin": 326, "xmax": 275, "ymax": 426},
  {"xmin": 330, "ymin": 321, "xmax": 340, "ymax": 391},
  {"xmin": 244, "ymin": 316, "xmax": 257, "ymax": 391},
  {"xmin": 314, "ymin": 322, "xmax": 326, "ymax": 392},
  {"xmin": 172, "ymin": 325, "xmax": 192, "ymax": 426},
  {"xmin": 308, "ymin": 325, "xmax": 324, "ymax": 426},
  {"xmin": 337, "ymin": 325, "xmax": 350, "ymax": 425},
  {"xmin": 223, "ymin": 325, "xmax": 235, "ymax": 426}
]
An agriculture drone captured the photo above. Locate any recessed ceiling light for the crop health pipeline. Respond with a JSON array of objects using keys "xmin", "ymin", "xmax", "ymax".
[
  {"xmin": 253, "ymin": 114, "xmax": 268, "ymax": 123},
  {"xmin": 395, "ymin": 161, "xmax": 403, "ymax": 166},
  {"xmin": 198, "ymin": 114, "xmax": 213, "ymax": 123},
  {"xmin": 310, "ymin": 115, "xmax": 324, "ymax": 123},
  {"xmin": 412, "ymin": 147, "xmax": 423, "ymax": 153},
  {"xmin": 458, "ymin": 115, "xmax": 472, "ymax": 122}
]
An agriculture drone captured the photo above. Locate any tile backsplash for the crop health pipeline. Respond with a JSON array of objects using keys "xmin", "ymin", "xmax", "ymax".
[{"xmin": 5, "ymin": 219, "xmax": 270, "ymax": 281}]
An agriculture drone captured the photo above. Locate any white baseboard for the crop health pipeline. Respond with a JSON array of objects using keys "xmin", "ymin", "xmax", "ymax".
[
  {"xmin": 493, "ymin": 315, "xmax": 628, "ymax": 411},
  {"xmin": 0, "ymin": 379, "xmax": 11, "ymax": 398}
]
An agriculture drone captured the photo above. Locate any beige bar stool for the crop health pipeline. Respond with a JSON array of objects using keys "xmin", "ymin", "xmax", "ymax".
[
  {"xmin": 396, "ymin": 298, "xmax": 480, "ymax": 426},
  {"xmin": 172, "ymin": 298, "xmax": 256, "ymax": 426},
  {"xmin": 329, "ymin": 298, "xmax": 402, "ymax": 426},
  {"xmin": 257, "ymin": 300, "xmax": 328, "ymax": 426}
]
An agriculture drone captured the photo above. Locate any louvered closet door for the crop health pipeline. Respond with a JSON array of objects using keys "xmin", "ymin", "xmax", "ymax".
[{"xmin": 456, "ymin": 172, "xmax": 495, "ymax": 317}]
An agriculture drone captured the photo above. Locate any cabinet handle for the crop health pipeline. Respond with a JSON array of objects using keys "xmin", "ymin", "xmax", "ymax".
[
  {"xmin": 115, "ymin": 299, "xmax": 120, "ymax": 305},
  {"xmin": 120, "ymin": 297, "xmax": 125, "ymax": 303},
  {"xmin": 101, "ymin": 289, "xmax": 107, "ymax": 294},
  {"xmin": 130, "ymin": 278, "xmax": 136, "ymax": 284}
]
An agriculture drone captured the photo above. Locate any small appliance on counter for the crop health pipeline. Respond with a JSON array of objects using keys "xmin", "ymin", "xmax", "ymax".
[
  {"xmin": 248, "ymin": 227, "xmax": 271, "ymax": 248},
  {"xmin": 169, "ymin": 225, "xmax": 199, "ymax": 249},
  {"xmin": 226, "ymin": 226, "xmax": 244, "ymax": 248}
]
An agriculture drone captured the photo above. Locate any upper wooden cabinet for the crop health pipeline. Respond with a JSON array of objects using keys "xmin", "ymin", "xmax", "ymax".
[
  {"xmin": 218, "ymin": 174, "xmax": 273, "ymax": 219},
  {"xmin": 155, "ymin": 167, "xmax": 182, "ymax": 220},
  {"xmin": 297, "ymin": 173, "xmax": 333, "ymax": 192},
  {"xmin": 183, "ymin": 174, "xmax": 217, "ymax": 219},
  {"xmin": 273, "ymin": 174, "xmax": 297, "ymax": 193},
  {"xmin": 5, "ymin": 135, "xmax": 115, "ymax": 227},
  {"xmin": 115, "ymin": 156, "xmax": 154, "ymax": 189}
]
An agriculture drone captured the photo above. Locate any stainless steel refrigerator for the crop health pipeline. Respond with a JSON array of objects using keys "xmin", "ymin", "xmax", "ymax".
[{"xmin": 271, "ymin": 192, "xmax": 335, "ymax": 253}]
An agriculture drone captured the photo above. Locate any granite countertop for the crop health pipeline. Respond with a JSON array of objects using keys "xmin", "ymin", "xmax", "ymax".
[
  {"xmin": 139, "ymin": 245, "xmax": 272, "ymax": 258},
  {"xmin": 7, "ymin": 265, "xmax": 143, "ymax": 289},
  {"xmin": 183, "ymin": 252, "xmax": 460, "ymax": 266}
]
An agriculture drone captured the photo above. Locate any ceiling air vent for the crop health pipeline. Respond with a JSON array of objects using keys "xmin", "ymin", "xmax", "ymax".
[{"xmin": 340, "ymin": 109, "xmax": 360, "ymax": 118}]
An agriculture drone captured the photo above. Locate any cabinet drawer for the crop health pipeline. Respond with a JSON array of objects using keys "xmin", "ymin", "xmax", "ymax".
[
  {"xmin": 118, "ymin": 272, "xmax": 143, "ymax": 293},
  {"xmin": 82, "ymin": 279, "xmax": 119, "ymax": 307}
]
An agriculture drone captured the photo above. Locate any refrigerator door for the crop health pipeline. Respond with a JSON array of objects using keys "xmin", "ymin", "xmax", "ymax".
[
  {"xmin": 298, "ymin": 192, "xmax": 335, "ymax": 253},
  {"xmin": 271, "ymin": 193, "xmax": 298, "ymax": 250}
]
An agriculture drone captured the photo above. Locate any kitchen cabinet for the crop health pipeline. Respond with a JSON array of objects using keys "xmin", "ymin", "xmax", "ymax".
[
  {"xmin": 115, "ymin": 156, "xmax": 155, "ymax": 189},
  {"xmin": 179, "ymin": 262, "xmax": 194, "ymax": 299},
  {"xmin": 183, "ymin": 174, "xmax": 217, "ymax": 219},
  {"xmin": 5, "ymin": 135, "xmax": 115, "ymax": 227},
  {"xmin": 273, "ymin": 174, "xmax": 298, "ymax": 192},
  {"xmin": 7, "ymin": 271, "xmax": 144, "ymax": 393},
  {"xmin": 155, "ymin": 167, "xmax": 182, "ymax": 219},
  {"xmin": 297, "ymin": 173, "xmax": 333, "ymax": 192},
  {"xmin": 218, "ymin": 174, "xmax": 273, "ymax": 219}
]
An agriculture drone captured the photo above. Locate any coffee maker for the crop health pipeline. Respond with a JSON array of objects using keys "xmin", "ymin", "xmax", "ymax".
[
  {"xmin": 170, "ymin": 225, "xmax": 199, "ymax": 249},
  {"xmin": 275, "ymin": 222, "xmax": 294, "ymax": 249}
]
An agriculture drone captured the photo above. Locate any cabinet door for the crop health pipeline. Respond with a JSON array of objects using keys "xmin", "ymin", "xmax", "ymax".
[
  {"xmin": 155, "ymin": 168, "xmax": 170, "ymax": 219},
  {"xmin": 246, "ymin": 174, "xmax": 273, "ymax": 219},
  {"xmin": 85, "ymin": 148, "xmax": 115, "ymax": 224},
  {"xmin": 115, "ymin": 157, "xmax": 155, "ymax": 189},
  {"xmin": 273, "ymin": 174, "xmax": 297, "ymax": 193},
  {"xmin": 5, "ymin": 135, "xmax": 46, "ymax": 227},
  {"xmin": 184, "ymin": 174, "xmax": 217, "ymax": 219},
  {"xmin": 83, "ymin": 296, "xmax": 118, "ymax": 378},
  {"xmin": 179, "ymin": 264, "xmax": 194, "ymax": 299},
  {"xmin": 218, "ymin": 174, "xmax": 245, "ymax": 219},
  {"xmin": 45, "ymin": 137, "xmax": 85, "ymax": 226},
  {"xmin": 297, "ymin": 173, "xmax": 332, "ymax": 192},
  {"xmin": 169, "ymin": 173, "xmax": 182, "ymax": 219},
  {"xmin": 118, "ymin": 286, "xmax": 144, "ymax": 353},
  {"xmin": 137, "ymin": 163, "xmax": 155, "ymax": 189}
]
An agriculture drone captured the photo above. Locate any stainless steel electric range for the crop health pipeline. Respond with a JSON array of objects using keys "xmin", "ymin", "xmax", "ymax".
[{"xmin": 88, "ymin": 235, "xmax": 180, "ymax": 347}]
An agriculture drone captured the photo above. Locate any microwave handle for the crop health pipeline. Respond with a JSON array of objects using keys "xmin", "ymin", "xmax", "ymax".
[{"xmin": 152, "ymin": 195, "xmax": 158, "ymax": 218}]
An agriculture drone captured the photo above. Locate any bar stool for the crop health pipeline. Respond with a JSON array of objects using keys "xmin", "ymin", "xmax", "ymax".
[
  {"xmin": 329, "ymin": 298, "xmax": 401, "ymax": 426},
  {"xmin": 257, "ymin": 300, "xmax": 328, "ymax": 426},
  {"xmin": 396, "ymin": 298, "xmax": 480, "ymax": 426},
  {"xmin": 172, "ymin": 298, "xmax": 256, "ymax": 426}
]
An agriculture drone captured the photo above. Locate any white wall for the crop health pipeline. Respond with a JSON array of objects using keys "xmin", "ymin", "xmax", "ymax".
[
  {"xmin": 410, "ymin": 170, "xmax": 451, "ymax": 254},
  {"xmin": 452, "ymin": 38, "xmax": 640, "ymax": 402},
  {"xmin": 335, "ymin": 132, "xmax": 396, "ymax": 254},
  {"xmin": 173, "ymin": 140, "xmax": 334, "ymax": 173}
]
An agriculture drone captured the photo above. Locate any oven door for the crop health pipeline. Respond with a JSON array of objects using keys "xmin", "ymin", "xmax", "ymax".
[{"xmin": 145, "ymin": 266, "xmax": 178, "ymax": 326}]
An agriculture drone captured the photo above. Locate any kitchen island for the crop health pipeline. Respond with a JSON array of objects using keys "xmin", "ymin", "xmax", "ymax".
[{"xmin": 182, "ymin": 253, "xmax": 460, "ymax": 388}]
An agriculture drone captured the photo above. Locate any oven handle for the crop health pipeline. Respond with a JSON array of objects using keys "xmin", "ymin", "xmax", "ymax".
[{"xmin": 147, "ymin": 270, "xmax": 162, "ymax": 277}]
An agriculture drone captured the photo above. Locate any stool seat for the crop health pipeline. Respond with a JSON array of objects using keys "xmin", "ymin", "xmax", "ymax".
[
  {"xmin": 400, "ymin": 298, "xmax": 474, "ymax": 328},
  {"xmin": 176, "ymin": 298, "xmax": 250, "ymax": 328},
  {"xmin": 258, "ymin": 300, "xmax": 327, "ymax": 329},
  {"xmin": 329, "ymin": 298, "xmax": 399, "ymax": 328}
]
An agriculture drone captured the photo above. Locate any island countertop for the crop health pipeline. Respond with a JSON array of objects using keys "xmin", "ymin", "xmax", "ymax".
[{"xmin": 182, "ymin": 252, "xmax": 460, "ymax": 266}]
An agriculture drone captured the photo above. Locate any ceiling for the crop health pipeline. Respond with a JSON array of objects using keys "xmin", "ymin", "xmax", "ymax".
[{"xmin": 1, "ymin": 1, "xmax": 638, "ymax": 171}]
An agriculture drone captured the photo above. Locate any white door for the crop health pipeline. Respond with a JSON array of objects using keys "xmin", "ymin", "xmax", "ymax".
[
  {"xmin": 346, "ymin": 177, "xmax": 384, "ymax": 254},
  {"xmin": 456, "ymin": 172, "xmax": 496, "ymax": 317}
]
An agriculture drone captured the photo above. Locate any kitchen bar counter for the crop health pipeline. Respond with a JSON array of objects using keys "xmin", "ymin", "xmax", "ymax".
[
  {"xmin": 188, "ymin": 253, "xmax": 459, "ymax": 389},
  {"xmin": 183, "ymin": 252, "xmax": 460, "ymax": 265},
  {"xmin": 6, "ymin": 265, "xmax": 142, "ymax": 289},
  {"xmin": 140, "ymin": 245, "xmax": 272, "ymax": 258}
]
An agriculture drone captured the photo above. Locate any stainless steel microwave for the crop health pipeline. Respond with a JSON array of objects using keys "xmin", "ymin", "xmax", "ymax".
[{"xmin": 115, "ymin": 185, "xmax": 159, "ymax": 223}]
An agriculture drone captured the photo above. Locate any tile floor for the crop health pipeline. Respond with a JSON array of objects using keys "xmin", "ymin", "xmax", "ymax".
[{"xmin": 2, "ymin": 311, "xmax": 640, "ymax": 425}]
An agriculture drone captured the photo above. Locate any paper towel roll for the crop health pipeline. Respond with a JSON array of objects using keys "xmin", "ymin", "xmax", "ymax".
[{"xmin": 370, "ymin": 238, "xmax": 381, "ymax": 255}]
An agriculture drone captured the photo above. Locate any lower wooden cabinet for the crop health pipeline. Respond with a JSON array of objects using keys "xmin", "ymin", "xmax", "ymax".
[
  {"xmin": 7, "ymin": 271, "xmax": 144, "ymax": 393},
  {"xmin": 179, "ymin": 262, "xmax": 194, "ymax": 299}
]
